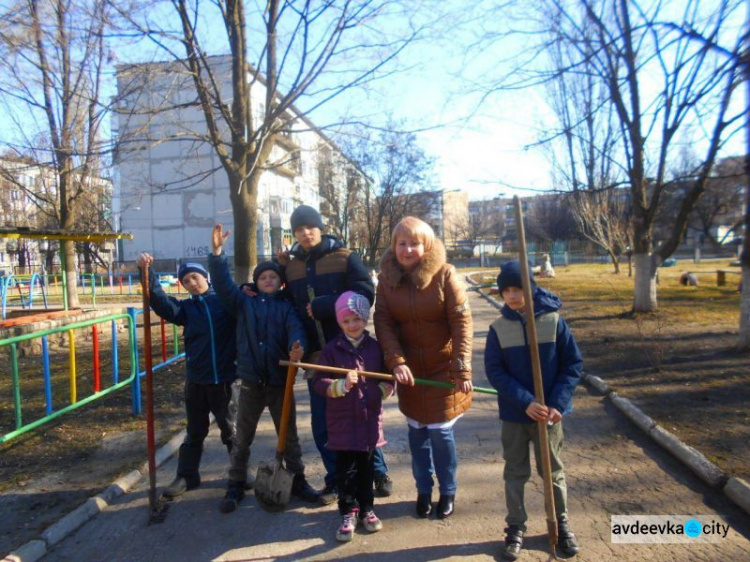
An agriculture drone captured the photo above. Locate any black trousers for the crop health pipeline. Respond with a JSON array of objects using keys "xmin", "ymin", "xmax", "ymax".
[
  {"xmin": 177, "ymin": 380, "xmax": 234, "ymax": 484},
  {"xmin": 336, "ymin": 450, "xmax": 375, "ymax": 515}
]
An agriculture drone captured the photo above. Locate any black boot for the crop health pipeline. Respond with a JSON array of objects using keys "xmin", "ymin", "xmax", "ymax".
[
  {"xmin": 436, "ymin": 494, "xmax": 455, "ymax": 519},
  {"xmin": 416, "ymin": 493, "xmax": 432, "ymax": 518},
  {"xmin": 501, "ymin": 526, "xmax": 524, "ymax": 561},
  {"xmin": 318, "ymin": 483, "xmax": 338, "ymax": 506},
  {"xmin": 219, "ymin": 481, "xmax": 245, "ymax": 514},
  {"xmin": 557, "ymin": 518, "xmax": 579, "ymax": 557},
  {"xmin": 174, "ymin": 443, "xmax": 202, "ymax": 492},
  {"xmin": 290, "ymin": 473, "xmax": 320, "ymax": 503}
]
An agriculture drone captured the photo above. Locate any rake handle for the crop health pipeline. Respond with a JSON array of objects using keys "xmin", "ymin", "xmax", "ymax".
[{"xmin": 279, "ymin": 360, "xmax": 498, "ymax": 396}]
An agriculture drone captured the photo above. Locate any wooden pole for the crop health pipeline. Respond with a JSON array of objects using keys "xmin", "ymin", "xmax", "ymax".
[
  {"xmin": 140, "ymin": 266, "xmax": 158, "ymax": 517},
  {"xmin": 513, "ymin": 196, "xmax": 558, "ymax": 556}
]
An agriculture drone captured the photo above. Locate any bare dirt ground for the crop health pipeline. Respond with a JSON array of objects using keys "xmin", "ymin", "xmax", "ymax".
[{"xmin": 2, "ymin": 270, "xmax": 749, "ymax": 557}]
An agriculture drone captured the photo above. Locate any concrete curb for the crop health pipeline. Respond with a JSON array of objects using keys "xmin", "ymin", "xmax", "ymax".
[
  {"xmin": 648, "ymin": 425, "xmax": 726, "ymax": 488},
  {"xmin": 464, "ymin": 271, "xmax": 750, "ymax": 517},
  {"xmin": 3, "ymin": 429, "xmax": 187, "ymax": 562},
  {"xmin": 723, "ymin": 478, "xmax": 750, "ymax": 514}
]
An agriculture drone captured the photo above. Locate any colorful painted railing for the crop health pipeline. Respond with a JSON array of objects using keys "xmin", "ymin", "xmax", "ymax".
[
  {"xmin": 0, "ymin": 307, "xmax": 184, "ymax": 444},
  {"xmin": 1, "ymin": 274, "xmax": 49, "ymax": 319}
]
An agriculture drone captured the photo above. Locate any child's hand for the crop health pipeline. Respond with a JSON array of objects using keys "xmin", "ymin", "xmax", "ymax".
[
  {"xmin": 344, "ymin": 370, "xmax": 358, "ymax": 391},
  {"xmin": 137, "ymin": 253, "xmax": 153, "ymax": 269},
  {"xmin": 212, "ymin": 224, "xmax": 230, "ymax": 255},
  {"xmin": 289, "ymin": 340, "xmax": 303, "ymax": 362},
  {"xmin": 379, "ymin": 382, "xmax": 394, "ymax": 399},
  {"xmin": 393, "ymin": 364, "xmax": 414, "ymax": 386},
  {"xmin": 546, "ymin": 407, "xmax": 562, "ymax": 424},
  {"xmin": 276, "ymin": 247, "xmax": 290, "ymax": 266},
  {"xmin": 240, "ymin": 284, "xmax": 258, "ymax": 297},
  {"xmin": 525, "ymin": 401, "xmax": 549, "ymax": 422}
]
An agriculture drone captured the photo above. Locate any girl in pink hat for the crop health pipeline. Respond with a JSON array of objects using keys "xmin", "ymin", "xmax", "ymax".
[{"xmin": 312, "ymin": 291, "xmax": 394, "ymax": 542}]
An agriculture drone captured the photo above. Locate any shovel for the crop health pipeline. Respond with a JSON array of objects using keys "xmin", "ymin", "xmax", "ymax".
[{"xmin": 254, "ymin": 364, "xmax": 297, "ymax": 512}]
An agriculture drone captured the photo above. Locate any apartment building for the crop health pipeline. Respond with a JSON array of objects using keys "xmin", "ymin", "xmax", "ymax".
[{"xmin": 114, "ymin": 56, "xmax": 362, "ymax": 263}]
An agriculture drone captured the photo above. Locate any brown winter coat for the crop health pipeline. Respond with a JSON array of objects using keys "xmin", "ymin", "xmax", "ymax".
[{"xmin": 373, "ymin": 239, "xmax": 473, "ymax": 424}]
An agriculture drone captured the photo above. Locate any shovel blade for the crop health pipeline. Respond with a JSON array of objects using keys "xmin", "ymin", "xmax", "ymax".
[{"xmin": 254, "ymin": 458, "xmax": 293, "ymax": 512}]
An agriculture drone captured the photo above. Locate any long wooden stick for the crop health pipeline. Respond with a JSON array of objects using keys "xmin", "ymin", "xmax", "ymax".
[
  {"xmin": 140, "ymin": 267, "xmax": 158, "ymax": 517},
  {"xmin": 279, "ymin": 360, "xmax": 498, "ymax": 396},
  {"xmin": 513, "ymin": 196, "xmax": 558, "ymax": 555}
]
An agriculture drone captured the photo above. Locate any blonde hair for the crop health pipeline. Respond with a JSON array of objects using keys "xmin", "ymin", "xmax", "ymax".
[{"xmin": 390, "ymin": 216, "xmax": 436, "ymax": 253}]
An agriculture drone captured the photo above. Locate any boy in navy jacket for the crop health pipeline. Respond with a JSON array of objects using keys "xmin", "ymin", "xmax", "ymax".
[
  {"xmin": 484, "ymin": 261, "xmax": 583, "ymax": 561},
  {"xmin": 208, "ymin": 225, "xmax": 320, "ymax": 513},
  {"xmin": 137, "ymin": 253, "xmax": 236, "ymax": 500}
]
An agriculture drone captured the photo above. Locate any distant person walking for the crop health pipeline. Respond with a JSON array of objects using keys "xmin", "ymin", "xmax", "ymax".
[{"xmin": 374, "ymin": 216, "xmax": 473, "ymax": 520}]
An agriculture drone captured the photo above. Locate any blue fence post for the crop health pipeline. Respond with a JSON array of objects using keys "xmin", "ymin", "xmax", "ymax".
[
  {"xmin": 42, "ymin": 336, "xmax": 53, "ymax": 415},
  {"xmin": 127, "ymin": 307, "xmax": 142, "ymax": 415},
  {"xmin": 111, "ymin": 319, "xmax": 119, "ymax": 384}
]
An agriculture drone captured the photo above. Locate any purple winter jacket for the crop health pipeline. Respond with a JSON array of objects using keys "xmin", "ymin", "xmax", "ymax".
[{"xmin": 313, "ymin": 331, "xmax": 388, "ymax": 452}]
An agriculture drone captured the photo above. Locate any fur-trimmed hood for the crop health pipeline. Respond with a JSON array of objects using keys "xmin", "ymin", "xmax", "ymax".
[{"xmin": 379, "ymin": 237, "xmax": 447, "ymax": 290}]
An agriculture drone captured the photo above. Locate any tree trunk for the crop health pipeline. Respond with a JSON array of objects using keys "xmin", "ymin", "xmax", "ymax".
[
  {"xmin": 608, "ymin": 250, "xmax": 620, "ymax": 274},
  {"xmin": 229, "ymin": 170, "xmax": 258, "ymax": 283},
  {"xmin": 63, "ymin": 240, "xmax": 80, "ymax": 308},
  {"xmin": 633, "ymin": 252, "xmax": 657, "ymax": 312},
  {"xmin": 739, "ymin": 267, "xmax": 750, "ymax": 350}
]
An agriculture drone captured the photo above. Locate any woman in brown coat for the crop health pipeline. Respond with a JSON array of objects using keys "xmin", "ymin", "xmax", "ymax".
[{"xmin": 374, "ymin": 216, "xmax": 473, "ymax": 520}]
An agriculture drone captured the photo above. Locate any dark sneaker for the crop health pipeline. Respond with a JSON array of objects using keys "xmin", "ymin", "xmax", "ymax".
[
  {"xmin": 373, "ymin": 473, "xmax": 393, "ymax": 497},
  {"xmin": 162, "ymin": 476, "xmax": 199, "ymax": 499},
  {"xmin": 291, "ymin": 474, "xmax": 320, "ymax": 503},
  {"xmin": 501, "ymin": 525, "xmax": 524, "ymax": 561},
  {"xmin": 557, "ymin": 518, "xmax": 580, "ymax": 557},
  {"xmin": 219, "ymin": 483, "xmax": 245, "ymax": 514},
  {"xmin": 318, "ymin": 484, "xmax": 338, "ymax": 506}
]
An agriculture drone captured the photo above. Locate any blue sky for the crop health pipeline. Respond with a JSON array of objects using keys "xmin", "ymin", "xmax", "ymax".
[{"xmin": 1, "ymin": 0, "xmax": 745, "ymax": 202}]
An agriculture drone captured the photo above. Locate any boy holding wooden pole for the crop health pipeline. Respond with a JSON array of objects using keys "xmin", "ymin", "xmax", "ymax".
[{"xmin": 484, "ymin": 261, "xmax": 583, "ymax": 560}]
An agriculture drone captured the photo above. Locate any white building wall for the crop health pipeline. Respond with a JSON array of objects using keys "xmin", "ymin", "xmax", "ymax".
[{"xmin": 115, "ymin": 56, "xmax": 328, "ymax": 265}]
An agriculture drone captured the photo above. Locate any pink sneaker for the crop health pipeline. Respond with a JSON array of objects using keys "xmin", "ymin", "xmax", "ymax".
[
  {"xmin": 359, "ymin": 510, "xmax": 383, "ymax": 533},
  {"xmin": 336, "ymin": 509, "xmax": 359, "ymax": 542}
]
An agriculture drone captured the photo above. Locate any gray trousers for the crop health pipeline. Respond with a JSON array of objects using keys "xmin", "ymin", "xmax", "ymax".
[
  {"xmin": 228, "ymin": 381, "xmax": 305, "ymax": 483},
  {"xmin": 501, "ymin": 420, "xmax": 568, "ymax": 529}
]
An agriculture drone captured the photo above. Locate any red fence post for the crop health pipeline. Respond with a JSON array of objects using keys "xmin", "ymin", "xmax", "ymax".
[
  {"xmin": 92, "ymin": 324, "xmax": 101, "ymax": 393},
  {"xmin": 160, "ymin": 317, "xmax": 167, "ymax": 361}
]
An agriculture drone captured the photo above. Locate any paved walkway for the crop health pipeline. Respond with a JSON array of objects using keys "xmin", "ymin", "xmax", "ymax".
[{"xmin": 35, "ymin": 292, "xmax": 750, "ymax": 561}]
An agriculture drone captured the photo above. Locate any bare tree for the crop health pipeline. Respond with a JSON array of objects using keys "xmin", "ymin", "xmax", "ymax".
[
  {"xmin": 542, "ymin": 16, "xmax": 633, "ymax": 273},
  {"xmin": 340, "ymin": 124, "xmax": 434, "ymax": 267},
  {"xmin": 524, "ymin": 193, "xmax": 580, "ymax": 247},
  {"xmin": 689, "ymin": 155, "xmax": 746, "ymax": 249},
  {"xmin": 318, "ymin": 144, "xmax": 366, "ymax": 246},
  {"xmin": 0, "ymin": 0, "xmax": 115, "ymax": 307},
  {"xmin": 114, "ymin": 0, "xmax": 419, "ymax": 281},
  {"xmin": 540, "ymin": 0, "xmax": 745, "ymax": 311}
]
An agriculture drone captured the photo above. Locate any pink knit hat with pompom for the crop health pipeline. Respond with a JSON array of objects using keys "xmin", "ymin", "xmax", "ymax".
[{"xmin": 335, "ymin": 291, "xmax": 370, "ymax": 325}]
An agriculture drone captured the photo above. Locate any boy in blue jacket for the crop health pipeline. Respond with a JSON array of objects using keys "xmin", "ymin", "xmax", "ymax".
[
  {"xmin": 208, "ymin": 225, "xmax": 320, "ymax": 513},
  {"xmin": 137, "ymin": 253, "xmax": 236, "ymax": 500},
  {"xmin": 484, "ymin": 261, "xmax": 583, "ymax": 561}
]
